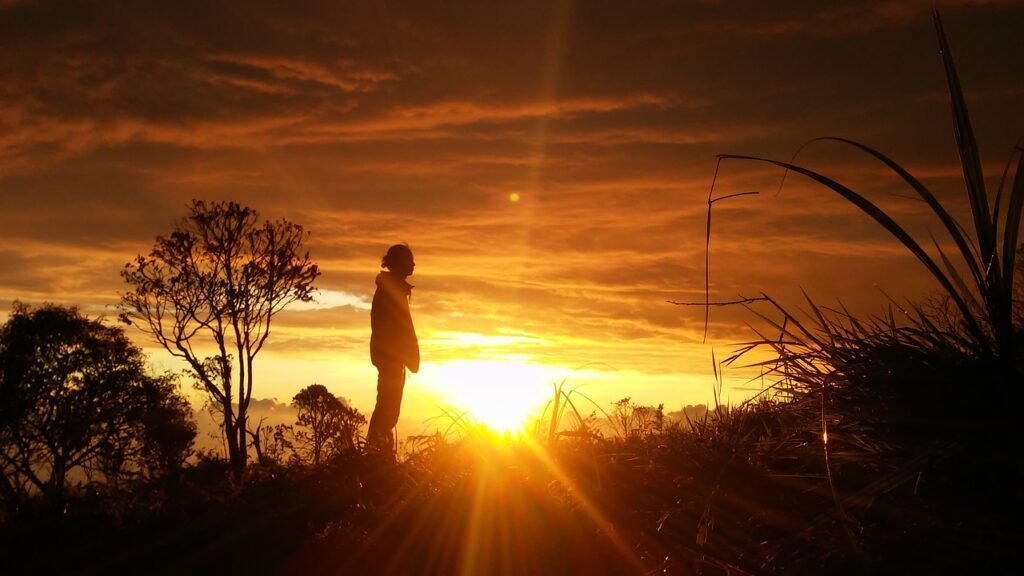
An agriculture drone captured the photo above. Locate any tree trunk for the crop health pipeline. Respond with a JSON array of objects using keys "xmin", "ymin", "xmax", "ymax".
[
  {"xmin": 235, "ymin": 411, "xmax": 248, "ymax": 469},
  {"xmin": 223, "ymin": 398, "xmax": 243, "ymax": 470},
  {"xmin": 50, "ymin": 454, "xmax": 66, "ymax": 498}
]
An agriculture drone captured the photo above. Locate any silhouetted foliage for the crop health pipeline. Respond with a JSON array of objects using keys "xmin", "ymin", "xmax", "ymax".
[
  {"xmin": 610, "ymin": 397, "xmax": 664, "ymax": 440},
  {"xmin": 0, "ymin": 303, "xmax": 195, "ymax": 508},
  {"xmin": 692, "ymin": 14, "xmax": 1024, "ymax": 569},
  {"xmin": 710, "ymin": 11, "xmax": 1023, "ymax": 372},
  {"xmin": 120, "ymin": 200, "xmax": 319, "ymax": 469},
  {"xmin": 291, "ymin": 384, "xmax": 365, "ymax": 465},
  {"xmin": 138, "ymin": 374, "xmax": 199, "ymax": 481},
  {"xmin": 254, "ymin": 423, "xmax": 295, "ymax": 465}
]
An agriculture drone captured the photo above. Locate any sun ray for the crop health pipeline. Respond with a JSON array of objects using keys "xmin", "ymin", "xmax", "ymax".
[{"xmin": 518, "ymin": 435, "xmax": 645, "ymax": 571}]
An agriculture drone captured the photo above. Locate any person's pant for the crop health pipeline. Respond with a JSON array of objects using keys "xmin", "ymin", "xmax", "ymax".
[{"xmin": 367, "ymin": 364, "xmax": 406, "ymax": 454}]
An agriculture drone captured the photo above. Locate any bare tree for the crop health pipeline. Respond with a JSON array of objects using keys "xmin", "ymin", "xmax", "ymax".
[{"xmin": 120, "ymin": 200, "xmax": 319, "ymax": 469}]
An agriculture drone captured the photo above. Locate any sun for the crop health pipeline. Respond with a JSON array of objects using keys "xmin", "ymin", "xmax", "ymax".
[{"xmin": 429, "ymin": 360, "xmax": 555, "ymax": 433}]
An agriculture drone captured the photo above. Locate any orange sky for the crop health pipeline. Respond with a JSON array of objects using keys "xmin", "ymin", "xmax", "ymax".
[{"xmin": 1, "ymin": 0, "xmax": 1022, "ymax": 442}]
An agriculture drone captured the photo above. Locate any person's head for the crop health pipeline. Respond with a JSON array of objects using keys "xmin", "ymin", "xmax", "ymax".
[{"xmin": 382, "ymin": 244, "xmax": 415, "ymax": 278}]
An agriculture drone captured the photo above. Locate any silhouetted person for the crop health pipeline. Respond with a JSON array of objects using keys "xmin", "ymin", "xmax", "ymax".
[{"xmin": 367, "ymin": 244, "xmax": 419, "ymax": 456}]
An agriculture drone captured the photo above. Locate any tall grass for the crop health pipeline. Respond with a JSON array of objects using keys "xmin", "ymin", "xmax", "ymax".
[
  {"xmin": 537, "ymin": 378, "xmax": 610, "ymax": 445},
  {"xmin": 711, "ymin": 9, "xmax": 1023, "ymax": 368},
  {"xmin": 689, "ymin": 11, "xmax": 1024, "ymax": 563}
]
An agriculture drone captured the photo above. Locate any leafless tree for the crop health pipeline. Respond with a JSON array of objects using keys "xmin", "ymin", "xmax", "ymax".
[{"xmin": 120, "ymin": 200, "xmax": 319, "ymax": 469}]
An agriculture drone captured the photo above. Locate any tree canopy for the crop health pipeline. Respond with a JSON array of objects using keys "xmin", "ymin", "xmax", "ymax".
[
  {"xmin": 0, "ymin": 303, "xmax": 195, "ymax": 506},
  {"xmin": 120, "ymin": 200, "xmax": 319, "ymax": 469},
  {"xmin": 292, "ymin": 384, "xmax": 365, "ymax": 465}
]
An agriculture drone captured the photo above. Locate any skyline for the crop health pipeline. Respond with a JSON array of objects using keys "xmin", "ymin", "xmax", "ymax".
[{"xmin": 2, "ymin": 0, "xmax": 1023, "ymax": 441}]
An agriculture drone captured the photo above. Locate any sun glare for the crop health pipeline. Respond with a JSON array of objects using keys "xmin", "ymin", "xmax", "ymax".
[{"xmin": 430, "ymin": 360, "xmax": 555, "ymax": 433}]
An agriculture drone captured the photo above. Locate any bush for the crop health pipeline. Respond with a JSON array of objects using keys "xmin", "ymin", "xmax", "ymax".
[{"xmin": 0, "ymin": 302, "xmax": 195, "ymax": 510}]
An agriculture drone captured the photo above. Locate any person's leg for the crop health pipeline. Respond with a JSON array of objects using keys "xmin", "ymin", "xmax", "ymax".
[
  {"xmin": 367, "ymin": 364, "xmax": 405, "ymax": 452},
  {"xmin": 383, "ymin": 368, "xmax": 405, "ymax": 453},
  {"xmin": 382, "ymin": 367, "xmax": 406, "ymax": 430}
]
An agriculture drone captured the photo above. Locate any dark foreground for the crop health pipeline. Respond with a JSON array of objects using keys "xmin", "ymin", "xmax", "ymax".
[{"xmin": 4, "ymin": 422, "xmax": 1022, "ymax": 576}]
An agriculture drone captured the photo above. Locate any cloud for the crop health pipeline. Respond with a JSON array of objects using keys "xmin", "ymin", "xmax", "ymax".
[
  {"xmin": 290, "ymin": 289, "xmax": 371, "ymax": 311},
  {"xmin": 665, "ymin": 404, "xmax": 709, "ymax": 424},
  {"xmin": 1, "ymin": 0, "xmax": 1021, "ymax": 413},
  {"xmin": 247, "ymin": 397, "xmax": 295, "ymax": 415},
  {"xmin": 204, "ymin": 54, "xmax": 402, "ymax": 94}
]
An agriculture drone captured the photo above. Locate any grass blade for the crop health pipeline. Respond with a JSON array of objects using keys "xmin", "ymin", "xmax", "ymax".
[
  {"xmin": 934, "ymin": 9, "xmax": 997, "ymax": 280},
  {"xmin": 1001, "ymin": 149, "xmax": 1024, "ymax": 317},
  {"xmin": 702, "ymin": 158, "xmax": 760, "ymax": 342},
  {"xmin": 811, "ymin": 136, "xmax": 984, "ymax": 290},
  {"xmin": 718, "ymin": 153, "xmax": 988, "ymax": 350},
  {"xmin": 930, "ymin": 232, "xmax": 982, "ymax": 315},
  {"xmin": 703, "ymin": 159, "xmax": 722, "ymax": 343},
  {"xmin": 991, "ymin": 142, "xmax": 1021, "ymax": 240}
]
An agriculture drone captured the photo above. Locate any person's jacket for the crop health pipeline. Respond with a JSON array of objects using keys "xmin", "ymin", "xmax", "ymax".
[{"xmin": 370, "ymin": 271, "xmax": 420, "ymax": 372}]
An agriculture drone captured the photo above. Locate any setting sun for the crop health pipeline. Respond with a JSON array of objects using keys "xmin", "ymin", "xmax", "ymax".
[{"xmin": 429, "ymin": 360, "xmax": 556, "ymax": 433}]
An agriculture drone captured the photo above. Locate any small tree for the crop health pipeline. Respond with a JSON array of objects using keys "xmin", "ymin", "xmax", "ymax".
[
  {"xmin": 0, "ymin": 303, "xmax": 195, "ymax": 506},
  {"xmin": 609, "ymin": 397, "xmax": 665, "ymax": 439},
  {"xmin": 138, "ymin": 372, "xmax": 199, "ymax": 481},
  {"xmin": 291, "ymin": 384, "xmax": 365, "ymax": 465},
  {"xmin": 254, "ymin": 423, "xmax": 295, "ymax": 465},
  {"xmin": 120, "ymin": 200, "xmax": 319, "ymax": 469}
]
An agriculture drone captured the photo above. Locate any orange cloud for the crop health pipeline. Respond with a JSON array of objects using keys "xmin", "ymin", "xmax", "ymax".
[{"xmin": 1, "ymin": 0, "xmax": 1021, "ymax": 421}]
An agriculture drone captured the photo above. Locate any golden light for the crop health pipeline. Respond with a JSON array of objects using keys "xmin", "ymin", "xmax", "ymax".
[
  {"xmin": 508, "ymin": 192, "xmax": 521, "ymax": 203},
  {"xmin": 429, "ymin": 359, "xmax": 554, "ymax": 433}
]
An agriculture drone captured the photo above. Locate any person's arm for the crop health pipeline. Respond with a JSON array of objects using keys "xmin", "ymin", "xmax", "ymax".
[{"xmin": 407, "ymin": 326, "xmax": 420, "ymax": 373}]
